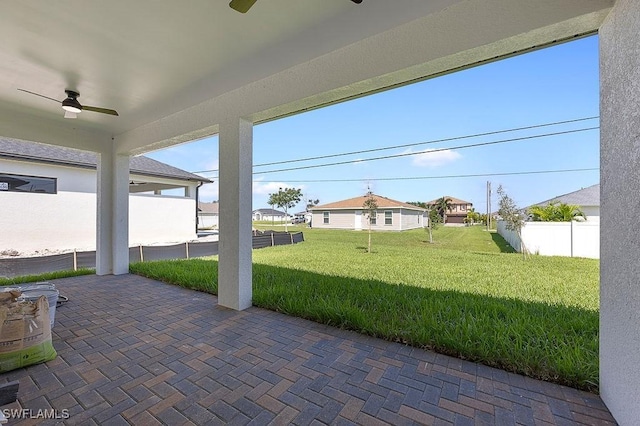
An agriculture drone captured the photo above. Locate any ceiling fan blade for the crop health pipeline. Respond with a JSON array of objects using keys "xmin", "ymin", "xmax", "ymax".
[
  {"xmin": 82, "ymin": 105, "xmax": 119, "ymax": 116},
  {"xmin": 229, "ymin": 0, "xmax": 257, "ymax": 13},
  {"xmin": 17, "ymin": 88, "xmax": 61, "ymax": 103}
]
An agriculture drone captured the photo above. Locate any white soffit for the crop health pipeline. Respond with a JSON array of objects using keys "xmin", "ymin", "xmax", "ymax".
[{"xmin": 0, "ymin": 0, "xmax": 613, "ymax": 154}]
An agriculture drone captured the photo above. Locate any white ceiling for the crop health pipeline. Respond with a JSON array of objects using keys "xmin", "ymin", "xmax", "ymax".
[{"xmin": 0, "ymin": 0, "xmax": 613, "ymax": 154}]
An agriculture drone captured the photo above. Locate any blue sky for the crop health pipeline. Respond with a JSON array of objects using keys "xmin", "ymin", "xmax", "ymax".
[{"xmin": 147, "ymin": 35, "xmax": 599, "ymax": 214}]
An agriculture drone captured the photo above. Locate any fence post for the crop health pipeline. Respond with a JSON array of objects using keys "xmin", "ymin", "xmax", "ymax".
[
  {"xmin": 73, "ymin": 249, "xmax": 77, "ymax": 271},
  {"xmin": 290, "ymin": 233, "xmax": 294, "ymax": 244},
  {"xmin": 271, "ymin": 233, "xmax": 275, "ymax": 247},
  {"xmin": 185, "ymin": 242, "xmax": 190, "ymax": 259},
  {"xmin": 139, "ymin": 245, "xmax": 144, "ymax": 262},
  {"xmin": 570, "ymin": 220, "xmax": 574, "ymax": 258}
]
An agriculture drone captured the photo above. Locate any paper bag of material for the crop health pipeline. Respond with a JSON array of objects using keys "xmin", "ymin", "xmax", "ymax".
[{"xmin": 0, "ymin": 291, "xmax": 57, "ymax": 372}]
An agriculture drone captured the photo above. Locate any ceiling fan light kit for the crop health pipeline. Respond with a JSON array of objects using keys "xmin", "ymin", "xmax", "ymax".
[{"xmin": 61, "ymin": 90, "xmax": 82, "ymax": 114}]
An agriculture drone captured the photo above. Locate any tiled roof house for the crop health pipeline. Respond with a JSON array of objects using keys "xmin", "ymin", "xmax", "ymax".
[{"xmin": 310, "ymin": 194, "xmax": 426, "ymax": 231}]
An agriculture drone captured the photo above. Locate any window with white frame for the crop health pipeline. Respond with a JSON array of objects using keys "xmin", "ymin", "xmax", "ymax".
[
  {"xmin": 384, "ymin": 210, "xmax": 392, "ymax": 225},
  {"xmin": 323, "ymin": 211, "xmax": 330, "ymax": 224}
]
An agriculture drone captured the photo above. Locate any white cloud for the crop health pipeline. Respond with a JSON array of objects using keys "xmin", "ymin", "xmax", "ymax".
[
  {"xmin": 198, "ymin": 182, "xmax": 219, "ymax": 202},
  {"xmin": 252, "ymin": 179, "xmax": 305, "ymax": 196},
  {"xmin": 403, "ymin": 148, "xmax": 462, "ymax": 167}
]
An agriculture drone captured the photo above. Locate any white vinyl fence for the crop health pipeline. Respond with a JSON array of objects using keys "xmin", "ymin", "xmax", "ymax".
[{"xmin": 497, "ymin": 220, "xmax": 599, "ymax": 259}]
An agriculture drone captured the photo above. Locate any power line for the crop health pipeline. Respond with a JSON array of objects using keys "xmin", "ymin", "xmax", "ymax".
[
  {"xmin": 190, "ymin": 116, "xmax": 599, "ymax": 174},
  {"xmin": 203, "ymin": 166, "xmax": 598, "ymax": 183},
  {"xmin": 251, "ymin": 167, "xmax": 598, "ymax": 183},
  {"xmin": 252, "ymin": 127, "xmax": 598, "ymax": 175}
]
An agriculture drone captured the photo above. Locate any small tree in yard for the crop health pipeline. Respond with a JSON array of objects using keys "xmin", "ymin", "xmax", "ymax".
[
  {"xmin": 268, "ymin": 187, "xmax": 302, "ymax": 232},
  {"xmin": 497, "ymin": 185, "xmax": 528, "ymax": 258},
  {"xmin": 362, "ymin": 191, "xmax": 378, "ymax": 253},
  {"xmin": 425, "ymin": 207, "xmax": 441, "ymax": 244},
  {"xmin": 408, "ymin": 201, "xmax": 440, "ymax": 243}
]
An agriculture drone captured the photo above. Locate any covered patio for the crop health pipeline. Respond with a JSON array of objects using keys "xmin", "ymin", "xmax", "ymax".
[
  {"xmin": 0, "ymin": 0, "xmax": 638, "ymax": 423},
  {"xmin": 2, "ymin": 275, "xmax": 616, "ymax": 425}
]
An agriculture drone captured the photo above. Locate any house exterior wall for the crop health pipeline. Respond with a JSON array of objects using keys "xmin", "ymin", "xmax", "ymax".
[
  {"xmin": 129, "ymin": 194, "xmax": 196, "ymax": 246},
  {"xmin": 448, "ymin": 203, "xmax": 471, "ymax": 215},
  {"xmin": 312, "ymin": 209, "xmax": 357, "ymax": 230},
  {"xmin": 0, "ymin": 159, "xmax": 198, "ymax": 252},
  {"xmin": 581, "ymin": 206, "xmax": 600, "ymax": 221},
  {"xmin": 312, "ymin": 208, "xmax": 424, "ymax": 231},
  {"xmin": 599, "ymin": 1, "xmax": 640, "ymax": 423},
  {"xmin": 497, "ymin": 220, "xmax": 599, "ymax": 259},
  {"xmin": 400, "ymin": 209, "xmax": 425, "ymax": 230},
  {"xmin": 198, "ymin": 213, "xmax": 219, "ymax": 229},
  {"xmin": 252, "ymin": 213, "xmax": 286, "ymax": 222}
]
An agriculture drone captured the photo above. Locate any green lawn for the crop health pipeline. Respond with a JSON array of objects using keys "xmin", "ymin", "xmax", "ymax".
[
  {"xmin": 0, "ymin": 269, "xmax": 94, "ymax": 287},
  {"xmin": 131, "ymin": 226, "xmax": 600, "ymax": 392}
]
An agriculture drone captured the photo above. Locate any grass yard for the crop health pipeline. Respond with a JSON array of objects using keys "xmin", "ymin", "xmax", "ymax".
[
  {"xmin": 134, "ymin": 226, "xmax": 599, "ymax": 391},
  {"xmin": 0, "ymin": 226, "xmax": 599, "ymax": 391},
  {"xmin": 0, "ymin": 269, "xmax": 94, "ymax": 287}
]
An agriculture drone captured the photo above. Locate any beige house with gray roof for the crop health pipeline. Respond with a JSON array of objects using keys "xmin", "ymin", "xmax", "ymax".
[{"xmin": 310, "ymin": 194, "xmax": 427, "ymax": 231}]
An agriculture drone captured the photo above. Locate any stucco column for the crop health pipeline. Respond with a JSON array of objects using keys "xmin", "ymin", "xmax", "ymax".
[
  {"xmin": 218, "ymin": 117, "xmax": 253, "ymax": 310},
  {"xmin": 96, "ymin": 145, "xmax": 130, "ymax": 275},
  {"xmin": 599, "ymin": 1, "xmax": 640, "ymax": 424}
]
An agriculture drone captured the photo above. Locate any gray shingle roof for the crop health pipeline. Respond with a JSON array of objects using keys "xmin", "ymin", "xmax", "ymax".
[
  {"xmin": 0, "ymin": 137, "xmax": 211, "ymax": 183},
  {"xmin": 198, "ymin": 202, "xmax": 219, "ymax": 214},
  {"xmin": 534, "ymin": 184, "xmax": 600, "ymax": 207},
  {"xmin": 253, "ymin": 208, "xmax": 286, "ymax": 216}
]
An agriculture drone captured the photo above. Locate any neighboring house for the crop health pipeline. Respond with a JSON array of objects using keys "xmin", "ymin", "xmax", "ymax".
[
  {"xmin": 293, "ymin": 211, "xmax": 312, "ymax": 223},
  {"xmin": 425, "ymin": 196, "xmax": 473, "ymax": 224},
  {"xmin": 0, "ymin": 137, "xmax": 211, "ymax": 252},
  {"xmin": 198, "ymin": 202, "xmax": 219, "ymax": 229},
  {"xmin": 252, "ymin": 208, "xmax": 287, "ymax": 222},
  {"xmin": 310, "ymin": 194, "xmax": 427, "ymax": 231},
  {"xmin": 497, "ymin": 184, "xmax": 601, "ymax": 259},
  {"xmin": 529, "ymin": 183, "xmax": 600, "ymax": 221}
]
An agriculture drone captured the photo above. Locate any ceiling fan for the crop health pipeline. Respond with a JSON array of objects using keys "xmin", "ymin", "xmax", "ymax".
[
  {"xmin": 17, "ymin": 89, "xmax": 119, "ymax": 119},
  {"xmin": 230, "ymin": 0, "xmax": 362, "ymax": 14}
]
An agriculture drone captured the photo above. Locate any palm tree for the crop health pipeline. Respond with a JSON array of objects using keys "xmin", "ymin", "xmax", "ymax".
[
  {"xmin": 529, "ymin": 202, "xmax": 586, "ymax": 222},
  {"xmin": 433, "ymin": 196, "xmax": 453, "ymax": 224},
  {"xmin": 556, "ymin": 203, "xmax": 586, "ymax": 221}
]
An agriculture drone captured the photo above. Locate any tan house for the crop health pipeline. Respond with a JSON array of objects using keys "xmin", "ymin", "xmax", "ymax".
[
  {"xmin": 425, "ymin": 196, "xmax": 473, "ymax": 224},
  {"xmin": 310, "ymin": 194, "xmax": 427, "ymax": 231}
]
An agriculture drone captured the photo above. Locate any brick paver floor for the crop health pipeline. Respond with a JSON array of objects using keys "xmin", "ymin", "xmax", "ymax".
[{"xmin": 1, "ymin": 274, "xmax": 616, "ymax": 425}]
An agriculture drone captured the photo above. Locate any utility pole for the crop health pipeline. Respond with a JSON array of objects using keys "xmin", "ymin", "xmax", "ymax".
[{"xmin": 486, "ymin": 181, "xmax": 492, "ymax": 231}]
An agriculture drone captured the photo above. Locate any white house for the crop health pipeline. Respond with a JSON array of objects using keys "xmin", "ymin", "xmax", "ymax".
[
  {"xmin": 531, "ymin": 183, "xmax": 600, "ymax": 221},
  {"xmin": 0, "ymin": 137, "xmax": 211, "ymax": 253},
  {"xmin": 497, "ymin": 184, "xmax": 601, "ymax": 259},
  {"xmin": 310, "ymin": 194, "xmax": 427, "ymax": 231},
  {"xmin": 198, "ymin": 201, "xmax": 219, "ymax": 229},
  {"xmin": 252, "ymin": 208, "xmax": 287, "ymax": 222}
]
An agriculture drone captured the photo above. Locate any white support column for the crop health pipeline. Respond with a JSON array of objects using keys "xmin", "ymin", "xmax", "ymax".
[
  {"xmin": 218, "ymin": 117, "xmax": 253, "ymax": 310},
  {"xmin": 599, "ymin": 1, "xmax": 640, "ymax": 424},
  {"xmin": 96, "ymin": 146, "xmax": 130, "ymax": 275}
]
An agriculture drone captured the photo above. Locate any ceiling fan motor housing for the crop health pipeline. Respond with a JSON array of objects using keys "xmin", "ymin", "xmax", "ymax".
[{"xmin": 62, "ymin": 90, "xmax": 82, "ymax": 113}]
